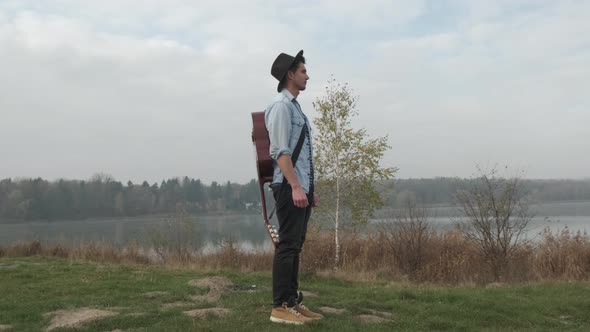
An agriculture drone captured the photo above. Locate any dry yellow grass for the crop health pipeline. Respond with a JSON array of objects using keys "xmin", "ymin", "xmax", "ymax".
[{"xmin": 1, "ymin": 226, "xmax": 589, "ymax": 285}]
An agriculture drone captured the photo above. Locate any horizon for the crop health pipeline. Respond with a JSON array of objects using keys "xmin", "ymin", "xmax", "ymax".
[{"xmin": 2, "ymin": 174, "xmax": 589, "ymax": 187}]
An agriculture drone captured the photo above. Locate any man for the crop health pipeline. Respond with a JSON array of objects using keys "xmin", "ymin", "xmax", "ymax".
[{"xmin": 265, "ymin": 50, "xmax": 323, "ymax": 325}]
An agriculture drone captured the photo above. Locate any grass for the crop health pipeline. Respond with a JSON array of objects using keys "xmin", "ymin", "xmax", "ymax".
[{"xmin": 1, "ymin": 257, "xmax": 590, "ymax": 331}]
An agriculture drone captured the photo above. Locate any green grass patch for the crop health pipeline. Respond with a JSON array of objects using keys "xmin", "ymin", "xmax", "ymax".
[{"xmin": 1, "ymin": 256, "xmax": 590, "ymax": 331}]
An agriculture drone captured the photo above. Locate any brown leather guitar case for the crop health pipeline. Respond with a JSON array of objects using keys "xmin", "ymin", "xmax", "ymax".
[{"xmin": 251, "ymin": 111, "xmax": 279, "ymax": 247}]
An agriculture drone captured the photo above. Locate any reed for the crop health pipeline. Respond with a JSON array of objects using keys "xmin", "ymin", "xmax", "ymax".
[{"xmin": 2, "ymin": 227, "xmax": 589, "ymax": 285}]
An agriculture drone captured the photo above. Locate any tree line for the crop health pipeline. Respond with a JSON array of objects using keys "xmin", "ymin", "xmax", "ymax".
[
  {"xmin": 0, "ymin": 174, "xmax": 260, "ymax": 222},
  {"xmin": 386, "ymin": 178, "xmax": 590, "ymax": 207},
  {"xmin": 1, "ymin": 174, "xmax": 588, "ymax": 222}
]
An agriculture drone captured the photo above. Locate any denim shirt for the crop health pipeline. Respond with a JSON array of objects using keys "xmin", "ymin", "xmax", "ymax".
[{"xmin": 265, "ymin": 89, "xmax": 314, "ymax": 194}]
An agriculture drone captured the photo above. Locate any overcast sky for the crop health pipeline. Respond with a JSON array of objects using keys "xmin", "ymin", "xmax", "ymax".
[{"xmin": 0, "ymin": 0, "xmax": 588, "ymax": 184}]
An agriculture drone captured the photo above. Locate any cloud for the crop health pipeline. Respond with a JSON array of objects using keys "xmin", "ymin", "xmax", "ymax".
[
  {"xmin": 0, "ymin": 11, "xmax": 223, "ymax": 181},
  {"xmin": 0, "ymin": 1, "xmax": 588, "ymax": 183},
  {"xmin": 352, "ymin": 0, "xmax": 590, "ymax": 178}
]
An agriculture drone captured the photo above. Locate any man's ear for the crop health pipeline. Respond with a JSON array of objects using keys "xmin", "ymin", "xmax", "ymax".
[{"xmin": 287, "ymin": 70, "xmax": 295, "ymax": 81}]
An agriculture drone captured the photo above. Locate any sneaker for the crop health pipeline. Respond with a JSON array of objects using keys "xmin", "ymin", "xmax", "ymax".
[
  {"xmin": 270, "ymin": 303, "xmax": 311, "ymax": 325},
  {"xmin": 295, "ymin": 303, "xmax": 323, "ymax": 320}
]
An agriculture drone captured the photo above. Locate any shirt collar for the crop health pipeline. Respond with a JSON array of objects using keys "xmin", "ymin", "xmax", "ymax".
[{"xmin": 281, "ymin": 89, "xmax": 296, "ymax": 102}]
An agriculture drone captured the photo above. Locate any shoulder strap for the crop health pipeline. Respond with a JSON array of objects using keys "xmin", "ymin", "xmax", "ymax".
[
  {"xmin": 282, "ymin": 124, "xmax": 307, "ymax": 185},
  {"xmin": 291, "ymin": 123, "xmax": 307, "ymax": 166}
]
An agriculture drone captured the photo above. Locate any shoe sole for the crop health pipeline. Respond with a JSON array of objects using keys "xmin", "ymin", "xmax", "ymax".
[{"xmin": 270, "ymin": 316, "xmax": 305, "ymax": 325}]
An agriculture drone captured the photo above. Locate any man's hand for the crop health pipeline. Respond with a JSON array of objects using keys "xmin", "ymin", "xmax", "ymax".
[
  {"xmin": 312, "ymin": 193, "xmax": 319, "ymax": 207},
  {"xmin": 292, "ymin": 186, "xmax": 309, "ymax": 208}
]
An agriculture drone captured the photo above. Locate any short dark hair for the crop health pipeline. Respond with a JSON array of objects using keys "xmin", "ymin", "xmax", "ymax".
[{"xmin": 279, "ymin": 55, "xmax": 306, "ymax": 91}]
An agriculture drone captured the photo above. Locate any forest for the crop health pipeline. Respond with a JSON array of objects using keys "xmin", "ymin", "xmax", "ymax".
[{"xmin": 1, "ymin": 175, "xmax": 589, "ymax": 222}]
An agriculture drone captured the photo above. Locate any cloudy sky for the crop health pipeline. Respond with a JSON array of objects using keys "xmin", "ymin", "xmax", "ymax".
[{"xmin": 0, "ymin": 0, "xmax": 588, "ymax": 184}]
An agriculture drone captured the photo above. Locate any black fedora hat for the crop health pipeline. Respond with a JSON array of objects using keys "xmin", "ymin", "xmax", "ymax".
[{"xmin": 271, "ymin": 50, "xmax": 304, "ymax": 92}]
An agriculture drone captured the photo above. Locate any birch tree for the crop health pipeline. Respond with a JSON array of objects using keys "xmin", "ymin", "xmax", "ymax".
[{"xmin": 313, "ymin": 78, "xmax": 397, "ymax": 269}]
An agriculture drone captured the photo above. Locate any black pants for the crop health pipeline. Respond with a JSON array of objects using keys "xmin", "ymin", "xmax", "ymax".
[{"xmin": 272, "ymin": 184, "xmax": 312, "ymax": 307}]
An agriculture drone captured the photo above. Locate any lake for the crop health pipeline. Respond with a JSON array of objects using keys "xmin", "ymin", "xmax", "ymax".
[{"xmin": 0, "ymin": 201, "xmax": 588, "ymax": 251}]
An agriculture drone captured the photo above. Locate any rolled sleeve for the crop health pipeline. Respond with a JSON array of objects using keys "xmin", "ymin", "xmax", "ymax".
[{"xmin": 265, "ymin": 101, "xmax": 292, "ymax": 160}]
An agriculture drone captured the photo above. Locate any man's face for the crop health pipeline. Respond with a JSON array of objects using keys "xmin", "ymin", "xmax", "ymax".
[{"xmin": 289, "ymin": 63, "xmax": 309, "ymax": 91}]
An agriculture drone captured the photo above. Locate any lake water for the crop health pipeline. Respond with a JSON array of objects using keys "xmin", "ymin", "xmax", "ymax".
[
  {"xmin": 0, "ymin": 214, "xmax": 274, "ymax": 252},
  {"xmin": 1, "ymin": 201, "xmax": 588, "ymax": 251}
]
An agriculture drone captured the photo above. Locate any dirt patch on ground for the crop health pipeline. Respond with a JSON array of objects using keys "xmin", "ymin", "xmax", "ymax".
[
  {"xmin": 319, "ymin": 307, "xmax": 347, "ymax": 315},
  {"xmin": 355, "ymin": 314, "xmax": 390, "ymax": 323},
  {"xmin": 300, "ymin": 291, "xmax": 318, "ymax": 297},
  {"xmin": 45, "ymin": 308, "xmax": 118, "ymax": 331},
  {"xmin": 188, "ymin": 276, "xmax": 232, "ymax": 289},
  {"xmin": 188, "ymin": 277, "xmax": 233, "ymax": 302},
  {"xmin": 183, "ymin": 308, "xmax": 230, "ymax": 319},
  {"xmin": 363, "ymin": 309, "xmax": 393, "ymax": 318},
  {"xmin": 0, "ymin": 325, "xmax": 13, "ymax": 331},
  {"xmin": 161, "ymin": 302, "xmax": 194, "ymax": 310},
  {"xmin": 143, "ymin": 291, "xmax": 169, "ymax": 299}
]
